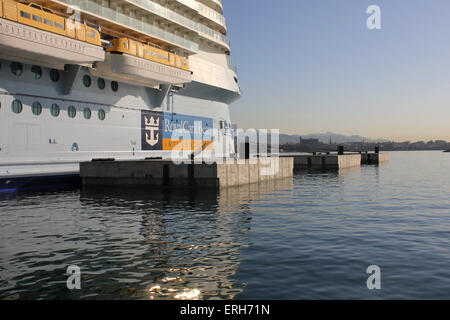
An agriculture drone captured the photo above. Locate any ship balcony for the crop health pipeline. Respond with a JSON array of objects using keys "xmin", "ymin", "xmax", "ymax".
[
  {"xmin": 174, "ymin": 0, "xmax": 226, "ymax": 33},
  {"xmin": 197, "ymin": 1, "xmax": 226, "ymax": 30},
  {"xmin": 198, "ymin": 0, "xmax": 223, "ymax": 15},
  {"xmin": 52, "ymin": 0, "xmax": 199, "ymax": 53},
  {"xmin": 197, "ymin": 24, "xmax": 230, "ymax": 51},
  {"xmin": 0, "ymin": 17, "xmax": 105, "ymax": 70},
  {"xmin": 122, "ymin": 0, "xmax": 201, "ymax": 33},
  {"xmin": 91, "ymin": 52, "xmax": 192, "ymax": 88},
  {"xmin": 120, "ymin": 0, "xmax": 228, "ymax": 49},
  {"xmin": 49, "ymin": 0, "xmax": 230, "ymax": 53}
]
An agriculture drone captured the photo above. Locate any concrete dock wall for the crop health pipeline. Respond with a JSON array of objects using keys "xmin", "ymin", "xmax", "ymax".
[
  {"xmin": 361, "ymin": 153, "xmax": 389, "ymax": 164},
  {"xmin": 217, "ymin": 157, "xmax": 293, "ymax": 187},
  {"xmin": 282, "ymin": 154, "xmax": 361, "ymax": 170},
  {"xmin": 80, "ymin": 157, "xmax": 294, "ymax": 189}
]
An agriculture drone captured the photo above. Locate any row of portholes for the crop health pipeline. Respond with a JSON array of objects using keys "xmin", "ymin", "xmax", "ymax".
[
  {"xmin": 82, "ymin": 74, "xmax": 118, "ymax": 92},
  {"xmin": 10, "ymin": 99, "xmax": 106, "ymax": 120},
  {"xmin": 2, "ymin": 61, "xmax": 119, "ymax": 92}
]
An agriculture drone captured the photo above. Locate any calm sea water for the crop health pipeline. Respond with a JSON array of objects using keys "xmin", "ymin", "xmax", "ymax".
[{"xmin": 1, "ymin": 151, "xmax": 449, "ymax": 300}]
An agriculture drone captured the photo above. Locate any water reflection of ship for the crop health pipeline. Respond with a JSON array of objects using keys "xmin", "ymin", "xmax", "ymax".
[{"xmin": 80, "ymin": 178, "xmax": 293, "ymax": 300}]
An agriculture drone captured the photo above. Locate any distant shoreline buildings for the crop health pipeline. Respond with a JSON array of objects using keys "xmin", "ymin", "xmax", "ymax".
[{"xmin": 280, "ymin": 136, "xmax": 450, "ymax": 152}]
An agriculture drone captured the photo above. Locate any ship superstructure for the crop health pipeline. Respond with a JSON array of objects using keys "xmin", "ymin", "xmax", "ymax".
[{"xmin": 0, "ymin": 0, "xmax": 240, "ymax": 191}]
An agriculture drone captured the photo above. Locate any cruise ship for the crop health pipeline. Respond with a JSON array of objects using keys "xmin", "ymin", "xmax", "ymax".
[{"xmin": 0, "ymin": 0, "xmax": 241, "ymax": 192}]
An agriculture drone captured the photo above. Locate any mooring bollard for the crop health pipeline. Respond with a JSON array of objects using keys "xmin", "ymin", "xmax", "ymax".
[
  {"xmin": 375, "ymin": 146, "xmax": 380, "ymax": 154},
  {"xmin": 337, "ymin": 146, "xmax": 344, "ymax": 155},
  {"xmin": 245, "ymin": 142, "xmax": 250, "ymax": 159}
]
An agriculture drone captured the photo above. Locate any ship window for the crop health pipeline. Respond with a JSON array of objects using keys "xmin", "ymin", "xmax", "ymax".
[
  {"xmin": 83, "ymin": 75, "xmax": 91, "ymax": 87},
  {"xmin": 30, "ymin": 4, "xmax": 41, "ymax": 9},
  {"xmin": 32, "ymin": 102, "xmax": 42, "ymax": 116},
  {"xmin": 50, "ymin": 103, "xmax": 60, "ymax": 117},
  {"xmin": 31, "ymin": 65, "xmax": 42, "ymax": 79},
  {"xmin": 87, "ymin": 30, "xmax": 96, "ymax": 39},
  {"xmin": 83, "ymin": 108, "xmax": 91, "ymax": 119},
  {"xmin": 20, "ymin": 11, "xmax": 31, "ymax": 19},
  {"xmin": 11, "ymin": 100, "xmax": 22, "ymax": 114},
  {"xmin": 98, "ymin": 109, "xmax": 106, "ymax": 120},
  {"xmin": 44, "ymin": 18, "xmax": 53, "ymax": 26},
  {"xmin": 50, "ymin": 69, "xmax": 59, "ymax": 82},
  {"xmin": 111, "ymin": 81, "xmax": 119, "ymax": 92},
  {"xmin": 32, "ymin": 15, "xmax": 42, "ymax": 23},
  {"xmin": 11, "ymin": 62, "xmax": 23, "ymax": 76},
  {"xmin": 68, "ymin": 106, "xmax": 76, "ymax": 118},
  {"xmin": 97, "ymin": 78, "xmax": 105, "ymax": 90},
  {"xmin": 55, "ymin": 22, "xmax": 64, "ymax": 29},
  {"xmin": 43, "ymin": 8, "xmax": 52, "ymax": 13}
]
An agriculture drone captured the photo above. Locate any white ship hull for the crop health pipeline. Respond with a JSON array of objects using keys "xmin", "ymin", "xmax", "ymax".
[{"xmin": 0, "ymin": 57, "xmax": 239, "ymax": 192}]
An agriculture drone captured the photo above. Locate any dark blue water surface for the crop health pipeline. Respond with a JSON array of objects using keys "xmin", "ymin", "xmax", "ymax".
[{"xmin": 1, "ymin": 151, "xmax": 449, "ymax": 299}]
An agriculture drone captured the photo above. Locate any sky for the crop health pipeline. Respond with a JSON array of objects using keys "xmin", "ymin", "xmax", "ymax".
[{"xmin": 223, "ymin": 0, "xmax": 450, "ymax": 142}]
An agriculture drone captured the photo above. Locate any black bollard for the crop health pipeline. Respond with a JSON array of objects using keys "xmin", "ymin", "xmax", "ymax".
[
  {"xmin": 245, "ymin": 142, "xmax": 250, "ymax": 159},
  {"xmin": 375, "ymin": 146, "xmax": 380, "ymax": 154},
  {"xmin": 337, "ymin": 145, "xmax": 344, "ymax": 155}
]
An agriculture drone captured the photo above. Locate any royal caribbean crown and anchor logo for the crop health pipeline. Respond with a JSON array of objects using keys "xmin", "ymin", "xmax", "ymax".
[
  {"xmin": 141, "ymin": 110, "xmax": 163, "ymax": 150},
  {"xmin": 141, "ymin": 110, "xmax": 214, "ymax": 151}
]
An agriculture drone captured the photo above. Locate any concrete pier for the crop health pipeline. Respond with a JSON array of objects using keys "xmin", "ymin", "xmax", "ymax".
[
  {"xmin": 280, "ymin": 153, "xmax": 361, "ymax": 171},
  {"xmin": 361, "ymin": 152, "xmax": 389, "ymax": 164},
  {"xmin": 80, "ymin": 157, "xmax": 294, "ymax": 189}
]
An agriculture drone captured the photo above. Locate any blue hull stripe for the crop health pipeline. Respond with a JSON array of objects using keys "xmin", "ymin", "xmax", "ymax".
[{"xmin": 0, "ymin": 174, "xmax": 81, "ymax": 193}]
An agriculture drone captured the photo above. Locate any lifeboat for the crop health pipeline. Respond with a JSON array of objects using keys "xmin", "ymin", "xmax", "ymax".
[
  {"xmin": 0, "ymin": 0, "xmax": 104, "ymax": 70},
  {"xmin": 91, "ymin": 38, "xmax": 192, "ymax": 87}
]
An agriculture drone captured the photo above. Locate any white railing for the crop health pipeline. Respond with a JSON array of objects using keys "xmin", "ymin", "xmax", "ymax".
[
  {"xmin": 124, "ymin": 0, "xmax": 198, "ymax": 32},
  {"xmin": 126, "ymin": 0, "xmax": 229, "ymax": 49},
  {"xmin": 197, "ymin": 1, "xmax": 226, "ymax": 28},
  {"xmin": 205, "ymin": 0, "xmax": 223, "ymax": 10},
  {"xmin": 57, "ymin": 0, "xmax": 199, "ymax": 52},
  {"xmin": 175, "ymin": 0, "xmax": 199, "ymax": 12}
]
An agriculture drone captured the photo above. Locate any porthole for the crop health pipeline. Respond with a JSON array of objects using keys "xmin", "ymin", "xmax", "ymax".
[
  {"xmin": 11, "ymin": 99, "xmax": 22, "ymax": 114},
  {"xmin": 68, "ymin": 105, "xmax": 76, "ymax": 118},
  {"xmin": 50, "ymin": 69, "xmax": 60, "ymax": 82},
  {"xmin": 83, "ymin": 107, "xmax": 91, "ymax": 119},
  {"xmin": 83, "ymin": 75, "xmax": 91, "ymax": 87},
  {"xmin": 111, "ymin": 81, "xmax": 119, "ymax": 92},
  {"xmin": 11, "ymin": 62, "xmax": 23, "ymax": 76},
  {"xmin": 97, "ymin": 78, "xmax": 105, "ymax": 90},
  {"xmin": 50, "ymin": 103, "xmax": 60, "ymax": 117},
  {"xmin": 31, "ymin": 65, "xmax": 42, "ymax": 79},
  {"xmin": 98, "ymin": 109, "xmax": 105, "ymax": 120},
  {"xmin": 32, "ymin": 102, "xmax": 42, "ymax": 115}
]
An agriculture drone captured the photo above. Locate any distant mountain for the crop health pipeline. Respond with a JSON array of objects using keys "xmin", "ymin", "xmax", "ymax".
[{"xmin": 279, "ymin": 132, "xmax": 389, "ymax": 144}]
